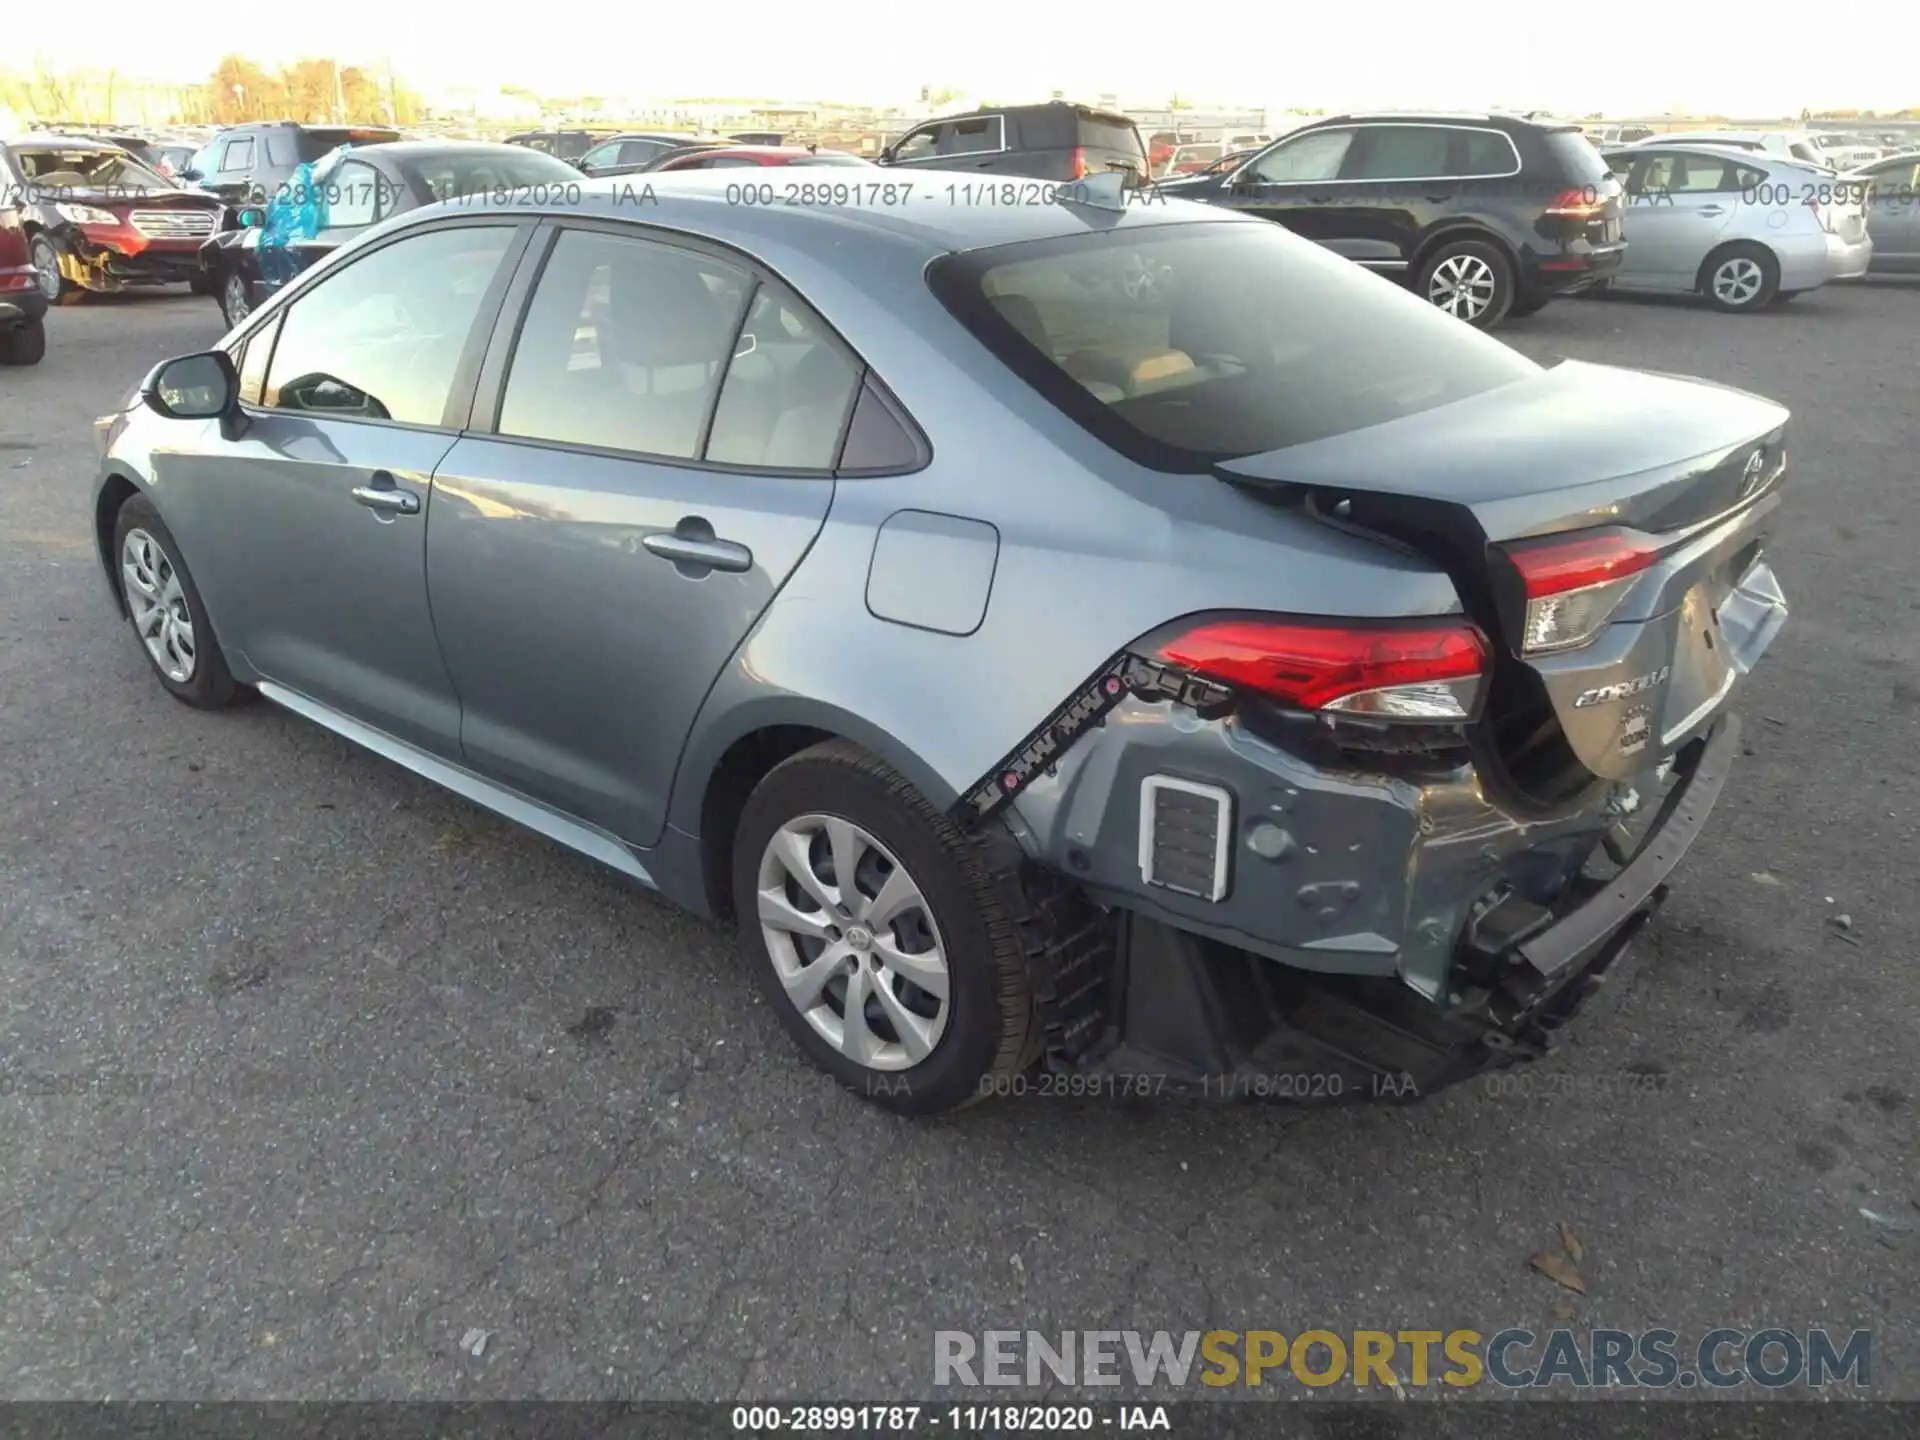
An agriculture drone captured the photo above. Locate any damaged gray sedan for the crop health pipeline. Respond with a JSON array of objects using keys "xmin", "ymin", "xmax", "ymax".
[{"xmin": 92, "ymin": 172, "xmax": 1788, "ymax": 1113}]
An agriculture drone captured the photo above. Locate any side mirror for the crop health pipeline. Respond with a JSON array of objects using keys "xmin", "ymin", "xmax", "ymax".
[
  {"xmin": 143, "ymin": 351, "xmax": 237, "ymax": 420},
  {"xmin": 239, "ymin": 208, "xmax": 263, "ymax": 228}
]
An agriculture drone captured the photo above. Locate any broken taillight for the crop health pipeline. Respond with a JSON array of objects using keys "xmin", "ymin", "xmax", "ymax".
[
  {"xmin": 1502, "ymin": 528, "xmax": 1661, "ymax": 655},
  {"xmin": 1156, "ymin": 616, "xmax": 1490, "ymax": 721},
  {"xmin": 1069, "ymin": 146, "xmax": 1089, "ymax": 180}
]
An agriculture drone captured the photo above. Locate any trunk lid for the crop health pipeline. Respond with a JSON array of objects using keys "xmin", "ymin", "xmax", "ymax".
[{"xmin": 1215, "ymin": 360, "xmax": 1790, "ymax": 787}]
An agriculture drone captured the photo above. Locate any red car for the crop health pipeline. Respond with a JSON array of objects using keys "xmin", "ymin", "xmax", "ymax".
[
  {"xmin": 0, "ymin": 202, "xmax": 48, "ymax": 364},
  {"xmin": 649, "ymin": 145, "xmax": 872, "ymax": 173}
]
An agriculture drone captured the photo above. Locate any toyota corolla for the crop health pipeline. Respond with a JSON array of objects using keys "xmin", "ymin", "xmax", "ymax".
[{"xmin": 91, "ymin": 173, "xmax": 1788, "ymax": 1113}]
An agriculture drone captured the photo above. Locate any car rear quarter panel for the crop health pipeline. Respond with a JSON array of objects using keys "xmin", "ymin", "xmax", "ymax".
[{"xmin": 665, "ymin": 219, "xmax": 1464, "ymax": 840}]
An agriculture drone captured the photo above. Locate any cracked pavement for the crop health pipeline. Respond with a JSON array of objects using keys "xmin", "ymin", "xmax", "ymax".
[{"xmin": 1, "ymin": 281, "xmax": 1916, "ymax": 1401}]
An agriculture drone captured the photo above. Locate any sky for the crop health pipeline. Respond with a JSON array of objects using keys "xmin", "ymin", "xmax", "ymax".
[{"xmin": 17, "ymin": 0, "xmax": 1920, "ymax": 117}]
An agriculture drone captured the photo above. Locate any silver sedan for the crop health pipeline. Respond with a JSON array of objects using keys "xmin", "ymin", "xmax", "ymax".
[{"xmin": 1599, "ymin": 143, "xmax": 1872, "ymax": 309}]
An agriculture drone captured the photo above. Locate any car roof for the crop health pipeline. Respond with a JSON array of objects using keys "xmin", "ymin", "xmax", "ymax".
[
  {"xmin": 9, "ymin": 133, "xmax": 124, "ymax": 150},
  {"xmin": 367, "ymin": 139, "xmax": 564, "ymax": 160},
  {"xmin": 1317, "ymin": 110, "xmax": 1557, "ymax": 131},
  {"xmin": 686, "ymin": 146, "xmax": 830, "ymax": 160},
  {"xmin": 410, "ymin": 166, "xmax": 1244, "ymax": 257},
  {"xmin": 931, "ymin": 100, "xmax": 1135, "ymax": 125}
]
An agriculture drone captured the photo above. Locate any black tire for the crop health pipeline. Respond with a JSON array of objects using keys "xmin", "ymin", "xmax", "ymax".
[
  {"xmin": 1415, "ymin": 237, "xmax": 1514, "ymax": 329},
  {"xmin": 732, "ymin": 741, "xmax": 1041, "ymax": 1115},
  {"xmin": 1699, "ymin": 242, "xmax": 1779, "ymax": 312},
  {"xmin": 0, "ymin": 317, "xmax": 46, "ymax": 366},
  {"xmin": 1507, "ymin": 294, "xmax": 1548, "ymax": 318},
  {"xmin": 110, "ymin": 493, "xmax": 240, "ymax": 710},
  {"xmin": 218, "ymin": 268, "xmax": 254, "ymax": 329},
  {"xmin": 189, "ymin": 271, "xmax": 219, "ymax": 297}
]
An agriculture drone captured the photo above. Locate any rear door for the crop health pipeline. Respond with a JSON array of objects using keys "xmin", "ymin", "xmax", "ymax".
[
  {"xmin": 424, "ymin": 221, "xmax": 857, "ymax": 845},
  {"xmin": 1323, "ymin": 123, "xmax": 1468, "ymax": 269},
  {"xmin": 1616, "ymin": 150, "xmax": 1738, "ymax": 287}
]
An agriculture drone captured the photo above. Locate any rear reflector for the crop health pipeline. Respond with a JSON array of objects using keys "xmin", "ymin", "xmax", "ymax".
[
  {"xmin": 1139, "ymin": 775, "xmax": 1231, "ymax": 901},
  {"xmin": 1156, "ymin": 617, "xmax": 1490, "ymax": 720},
  {"xmin": 1502, "ymin": 528, "xmax": 1661, "ymax": 654}
]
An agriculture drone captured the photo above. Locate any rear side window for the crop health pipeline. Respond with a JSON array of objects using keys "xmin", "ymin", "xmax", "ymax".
[
  {"xmin": 1540, "ymin": 129, "xmax": 1611, "ymax": 185},
  {"xmin": 929, "ymin": 221, "xmax": 1539, "ymax": 470},
  {"xmin": 1453, "ymin": 129, "xmax": 1519, "ymax": 176},
  {"xmin": 705, "ymin": 287, "xmax": 861, "ymax": 469},
  {"xmin": 498, "ymin": 229, "xmax": 753, "ymax": 459},
  {"xmin": 946, "ymin": 117, "xmax": 1003, "ymax": 155},
  {"xmin": 1345, "ymin": 126, "xmax": 1453, "ymax": 180},
  {"xmin": 219, "ymin": 138, "xmax": 255, "ymax": 173}
]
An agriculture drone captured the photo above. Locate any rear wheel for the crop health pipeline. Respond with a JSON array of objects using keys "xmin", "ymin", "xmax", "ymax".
[
  {"xmin": 1507, "ymin": 294, "xmax": 1548, "ymax": 318},
  {"xmin": 732, "ymin": 741, "xmax": 1041, "ymax": 1114},
  {"xmin": 111, "ymin": 494, "xmax": 240, "ymax": 710},
  {"xmin": 0, "ymin": 318, "xmax": 45, "ymax": 366},
  {"xmin": 1417, "ymin": 238, "xmax": 1514, "ymax": 328},
  {"xmin": 1700, "ymin": 243, "xmax": 1779, "ymax": 311}
]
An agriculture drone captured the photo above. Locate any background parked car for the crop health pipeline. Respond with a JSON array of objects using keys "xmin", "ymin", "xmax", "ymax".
[
  {"xmin": 2, "ymin": 135, "xmax": 225, "ymax": 303},
  {"xmin": 1599, "ymin": 143, "xmax": 1872, "ymax": 308},
  {"xmin": 501, "ymin": 128, "xmax": 620, "ymax": 162},
  {"xmin": 1845, "ymin": 150, "xmax": 1920, "ymax": 273},
  {"xmin": 0, "ymin": 200, "xmax": 48, "ymax": 364},
  {"xmin": 184, "ymin": 123, "xmax": 403, "ymax": 204},
  {"xmin": 575, "ymin": 132, "xmax": 718, "ymax": 177},
  {"xmin": 1652, "ymin": 130, "xmax": 1833, "ymax": 170},
  {"xmin": 649, "ymin": 146, "xmax": 872, "ymax": 173},
  {"xmin": 199, "ymin": 140, "xmax": 583, "ymax": 328},
  {"xmin": 878, "ymin": 102, "xmax": 1149, "ymax": 183},
  {"xmin": 1157, "ymin": 112, "xmax": 1626, "ymax": 329}
]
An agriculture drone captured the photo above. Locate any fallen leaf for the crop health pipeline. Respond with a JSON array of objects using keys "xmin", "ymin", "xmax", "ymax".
[
  {"xmin": 433, "ymin": 826, "xmax": 469, "ymax": 851},
  {"xmin": 1558, "ymin": 1222, "xmax": 1586, "ymax": 1262},
  {"xmin": 1549, "ymin": 1300, "xmax": 1578, "ymax": 1323},
  {"xmin": 1529, "ymin": 1250, "xmax": 1587, "ymax": 1295}
]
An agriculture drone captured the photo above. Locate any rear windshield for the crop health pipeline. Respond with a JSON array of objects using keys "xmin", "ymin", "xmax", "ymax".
[
  {"xmin": 401, "ymin": 148, "xmax": 581, "ymax": 199},
  {"xmin": 929, "ymin": 221, "xmax": 1538, "ymax": 470},
  {"xmin": 1541, "ymin": 129, "xmax": 1612, "ymax": 184},
  {"xmin": 296, "ymin": 129, "xmax": 400, "ymax": 162},
  {"xmin": 1078, "ymin": 114, "xmax": 1148, "ymax": 161}
]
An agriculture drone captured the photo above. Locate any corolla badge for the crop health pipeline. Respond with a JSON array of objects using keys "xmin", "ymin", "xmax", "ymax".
[{"xmin": 1573, "ymin": 666, "xmax": 1671, "ymax": 708}]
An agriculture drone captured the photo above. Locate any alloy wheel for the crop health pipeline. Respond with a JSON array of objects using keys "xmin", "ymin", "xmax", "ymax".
[
  {"xmin": 121, "ymin": 528, "xmax": 197, "ymax": 683},
  {"xmin": 1712, "ymin": 257, "xmax": 1764, "ymax": 307},
  {"xmin": 30, "ymin": 237, "xmax": 61, "ymax": 301},
  {"xmin": 756, "ymin": 813, "xmax": 950, "ymax": 1071},
  {"xmin": 1427, "ymin": 253, "xmax": 1497, "ymax": 321},
  {"xmin": 223, "ymin": 272, "xmax": 251, "ymax": 327}
]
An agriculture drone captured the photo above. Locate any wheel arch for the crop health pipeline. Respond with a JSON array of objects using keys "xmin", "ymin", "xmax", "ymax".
[
  {"xmin": 94, "ymin": 472, "xmax": 144, "ymax": 614},
  {"xmin": 671, "ymin": 695, "xmax": 962, "ymax": 922},
  {"xmin": 1411, "ymin": 223, "xmax": 1522, "ymax": 281}
]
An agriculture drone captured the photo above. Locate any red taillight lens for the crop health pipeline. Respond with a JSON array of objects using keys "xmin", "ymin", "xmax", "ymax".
[
  {"xmin": 1070, "ymin": 146, "xmax": 1089, "ymax": 180},
  {"xmin": 1157, "ymin": 617, "xmax": 1490, "ymax": 720},
  {"xmin": 1545, "ymin": 186, "xmax": 1605, "ymax": 218},
  {"xmin": 1503, "ymin": 528, "xmax": 1661, "ymax": 654}
]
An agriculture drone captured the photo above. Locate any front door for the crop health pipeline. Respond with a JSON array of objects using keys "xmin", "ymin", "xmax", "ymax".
[
  {"xmin": 162, "ymin": 221, "xmax": 525, "ymax": 754},
  {"xmin": 426, "ymin": 223, "xmax": 856, "ymax": 845},
  {"xmin": 1218, "ymin": 126, "xmax": 1360, "ymax": 250}
]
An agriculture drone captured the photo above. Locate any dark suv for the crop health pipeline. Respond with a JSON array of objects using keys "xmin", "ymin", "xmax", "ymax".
[
  {"xmin": 1157, "ymin": 113, "xmax": 1625, "ymax": 328},
  {"xmin": 182, "ymin": 124, "xmax": 402, "ymax": 204},
  {"xmin": 0, "ymin": 200, "xmax": 47, "ymax": 364},
  {"xmin": 878, "ymin": 102, "xmax": 1149, "ymax": 183},
  {"xmin": 502, "ymin": 128, "xmax": 620, "ymax": 162}
]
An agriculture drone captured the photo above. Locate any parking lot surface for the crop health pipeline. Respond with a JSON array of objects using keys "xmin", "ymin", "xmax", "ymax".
[{"xmin": 1, "ymin": 281, "xmax": 1916, "ymax": 1401}]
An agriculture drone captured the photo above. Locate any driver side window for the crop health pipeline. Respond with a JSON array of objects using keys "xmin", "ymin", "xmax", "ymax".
[
  {"xmin": 891, "ymin": 124, "xmax": 945, "ymax": 162},
  {"xmin": 262, "ymin": 225, "xmax": 515, "ymax": 427},
  {"xmin": 1248, "ymin": 128, "xmax": 1356, "ymax": 183}
]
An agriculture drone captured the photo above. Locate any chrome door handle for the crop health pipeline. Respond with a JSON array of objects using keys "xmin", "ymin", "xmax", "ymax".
[
  {"xmin": 352, "ymin": 473, "xmax": 420, "ymax": 515},
  {"xmin": 642, "ymin": 532, "xmax": 752, "ymax": 573},
  {"xmin": 1697, "ymin": 205, "xmax": 1726, "ymax": 216}
]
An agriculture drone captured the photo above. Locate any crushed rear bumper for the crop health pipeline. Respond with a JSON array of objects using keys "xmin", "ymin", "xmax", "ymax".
[{"xmin": 1043, "ymin": 715, "xmax": 1739, "ymax": 1100}]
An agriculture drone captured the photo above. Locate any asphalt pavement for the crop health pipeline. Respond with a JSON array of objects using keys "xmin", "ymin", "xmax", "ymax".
[{"xmin": 1, "ymin": 280, "xmax": 1915, "ymax": 1403}]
